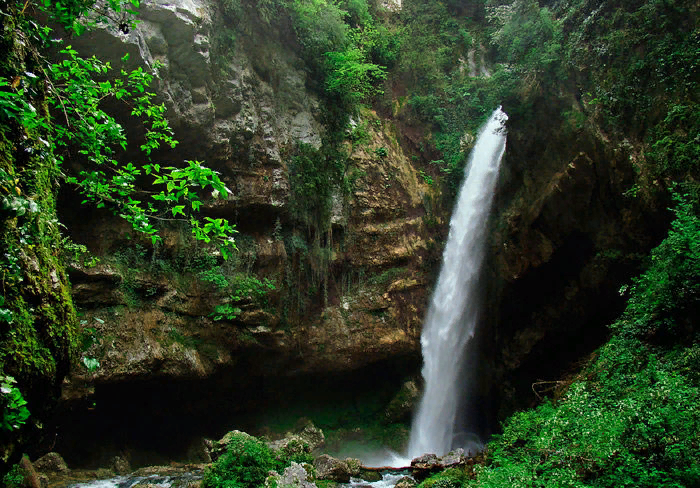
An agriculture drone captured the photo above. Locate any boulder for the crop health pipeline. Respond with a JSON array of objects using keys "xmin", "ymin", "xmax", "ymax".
[
  {"xmin": 111, "ymin": 455, "xmax": 131, "ymax": 475},
  {"xmin": 186, "ymin": 437, "xmax": 212, "ymax": 463},
  {"xmin": 395, "ymin": 476, "xmax": 417, "ymax": 488},
  {"xmin": 294, "ymin": 418, "xmax": 325, "ymax": 451},
  {"xmin": 265, "ymin": 462, "xmax": 316, "ymax": 488},
  {"xmin": 313, "ymin": 454, "xmax": 351, "ymax": 482},
  {"xmin": 383, "ymin": 380, "xmax": 419, "ymax": 424},
  {"xmin": 439, "ymin": 448, "xmax": 466, "ymax": 467},
  {"xmin": 410, "ymin": 453, "xmax": 440, "ymax": 481},
  {"xmin": 410, "ymin": 453, "xmax": 439, "ymax": 469},
  {"xmin": 33, "ymin": 452, "xmax": 69, "ymax": 474},
  {"xmin": 267, "ymin": 434, "xmax": 311, "ymax": 462},
  {"xmin": 344, "ymin": 457, "xmax": 363, "ymax": 477}
]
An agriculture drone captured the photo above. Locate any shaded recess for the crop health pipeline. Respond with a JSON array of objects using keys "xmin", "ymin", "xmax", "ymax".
[{"xmin": 52, "ymin": 354, "xmax": 420, "ymax": 469}]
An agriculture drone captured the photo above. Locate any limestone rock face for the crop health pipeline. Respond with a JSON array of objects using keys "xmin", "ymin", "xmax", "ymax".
[
  {"xmin": 59, "ymin": 0, "xmax": 431, "ymax": 395},
  {"xmin": 66, "ymin": 0, "xmax": 322, "ymax": 220}
]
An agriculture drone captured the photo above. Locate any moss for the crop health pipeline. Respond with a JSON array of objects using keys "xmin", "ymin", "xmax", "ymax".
[{"xmin": 0, "ymin": 9, "xmax": 78, "ymax": 473}]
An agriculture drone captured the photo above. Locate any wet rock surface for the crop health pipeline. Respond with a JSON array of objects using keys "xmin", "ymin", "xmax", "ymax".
[{"xmin": 313, "ymin": 454, "xmax": 352, "ymax": 483}]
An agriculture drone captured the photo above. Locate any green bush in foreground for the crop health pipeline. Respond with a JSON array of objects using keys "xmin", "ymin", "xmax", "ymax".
[
  {"xmin": 202, "ymin": 432, "xmax": 313, "ymax": 488},
  {"xmin": 203, "ymin": 433, "xmax": 275, "ymax": 488}
]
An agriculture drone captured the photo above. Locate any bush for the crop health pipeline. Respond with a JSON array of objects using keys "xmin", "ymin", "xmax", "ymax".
[{"xmin": 202, "ymin": 433, "xmax": 276, "ymax": 488}]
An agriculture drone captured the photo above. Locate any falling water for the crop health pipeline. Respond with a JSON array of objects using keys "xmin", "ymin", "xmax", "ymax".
[{"xmin": 408, "ymin": 107, "xmax": 507, "ymax": 458}]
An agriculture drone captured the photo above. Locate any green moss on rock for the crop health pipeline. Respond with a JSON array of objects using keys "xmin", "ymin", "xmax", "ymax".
[{"xmin": 0, "ymin": 10, "xmax": 77, "ymax": 472}]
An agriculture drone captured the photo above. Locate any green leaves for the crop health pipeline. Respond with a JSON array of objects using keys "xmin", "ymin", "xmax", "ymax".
[
  {"xmin": 324, "ymin": 47, "xmax": 387, "ymax": 104},
  {"xmin": 0, "ymin": 375, "xmax": 30, "ymax": 432},
  {"xmin": 81, "ymin": 356, "xmax": 100, "ymax": 372},
  {"xmin": 44, "ymin": 45, "xmax": 237, "ymax": 256},
  {"xmin": 613, "ymin": 191, "xmax": 700, "ymax": 340},
  {"xmin": 202, "ymin": 433, "xmax": 277, "ymax": 488}
]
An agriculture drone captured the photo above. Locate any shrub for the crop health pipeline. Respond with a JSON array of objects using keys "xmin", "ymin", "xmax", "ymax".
[{"xmin": 202, "ymin": 433, "xmax": 276, "ymax": 488}]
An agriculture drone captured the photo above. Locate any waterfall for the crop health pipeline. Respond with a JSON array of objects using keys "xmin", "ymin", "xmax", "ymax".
[{"xmin": 408, "ymin": 107, "xmax": 507, "ymax": 458}]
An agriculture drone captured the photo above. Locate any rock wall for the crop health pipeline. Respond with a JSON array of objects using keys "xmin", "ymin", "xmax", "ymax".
[
  {"xmin": 54, "ymin": 0, "xmax": 442, "ymax": 465},
  {"xmin": 51, "ymin": 0, "xmax": 671, "ymax": 467},
  {"xmin": 481, "ymin": 96, "xmax": 668, "ymax": 423}
]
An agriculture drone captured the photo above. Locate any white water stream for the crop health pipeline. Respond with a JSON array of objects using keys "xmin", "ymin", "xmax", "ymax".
[{"xmin": 407, "ymin": 107, "xmax": 508, "ymax": 459}]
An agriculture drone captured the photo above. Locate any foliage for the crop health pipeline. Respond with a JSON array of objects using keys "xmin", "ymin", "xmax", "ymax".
[
  {"xmin": 419, "ymin": 467, "xmax": 471, "ymax": 488},
  {"xmin": 613, "ymin": 191, "xmax": 700, "ymax": 341},
  {"xmin": 645, "ymin": 104, "xmax": 700, "ymax": 193},
  {"xmin": 368, "ymin": 267, "xmax": 406, "ymax": 286},
  {"xmin": 49, "ymin": 46, "xmax": 236, "ymax": 254},
  {"xmin": 287, "ymin": 0, "xmax": 350, "ymax": 68},
  {"xmin": 231, "ymin": 276, "xmax": 276, "ymax": 305},
  {"xmin": 373, "ymin": 146, "xmax": 388, "ymax": 158},
  {"xmin": 211, "ymin": 275, "xmax": 276, "ymax": 320},
  {"xmin": 1, "ymin": 462, "xmax": 24, "ymax": 488},
  {"xmin": 324, "ymin": 47, "xmax": 386, "ymax": 104},
  {"xmin": 36, "ymin": 0, "xmax": 142, "ymax": 36},
  {"xmin": 487, "ymin": 0, "xmax": 564, "ymax": 82},
  {"xmin": 202, "ymin": 432, "xmax": 307, "ymax": 488},
  {"xmin": 288, "ymin": 142, "xmax": 346, "ymax": 228},
  {"xmin": 0, "ymin": 18, "xmax": 237, "ymax": 256},
  {"xmin": 203, "ymin": 433, "xmax": 276, "ymax": 488},
  {"xmin": 0, "ymin": 375, "xmax": 29, "ymax": 432},
  {"xmin": 199, "ymin": 267, "xmax": 230, "ymax": 290},
  {"xmin": 463, "ymin": 194, "xmax": 700, "ymax": 487},
  {"xmin": 284, "ymin": 0, "xmax": 390, "ymax": 111}
]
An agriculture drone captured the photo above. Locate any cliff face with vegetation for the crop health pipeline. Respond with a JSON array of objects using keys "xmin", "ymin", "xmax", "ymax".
[
  {"xmin": 54, "ymin": 0, "xmax": 698, "ymax": 459},
  {"xmin": 1, "ymin": 0, "xmax": 698, "ymax": 481},
  {"xmin": 0, "ymin": 9, "xmax": 78, "ymax": 470}
]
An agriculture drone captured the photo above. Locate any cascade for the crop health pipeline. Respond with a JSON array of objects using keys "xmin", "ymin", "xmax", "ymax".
[{"xmin": 408, "ymin": 107, "xmax": 507, "ymax": 458}]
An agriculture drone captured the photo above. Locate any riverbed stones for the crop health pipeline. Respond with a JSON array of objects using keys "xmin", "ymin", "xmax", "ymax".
[
  {"xmin": 313, "ymin": 454, "xmax": 351, "ymax": 482},
  {"xmin": 266, "ymin": 462, "xmax": 316, "ymax": 488},
  {"xmin": 33, "ymin": 452, "xmax": 69, "ymax": 473},
  {"xmin": 395, "ymin": 476, "xmax": 417, "ymax": 488},
  {"xmin": 440, "ymin": 448, "xmax": 466, "ymax": 467},
  {"xmin": 410, "ymin": 453, "xmax": 439, "ymax": 469},
  {"xmin": 294, "ymin": 418, "xmax": 325, "ymax": 451},
  {"xmin": 345, "ymin": 457, "xmax": 363, "ymax": 477},
  {"xmin": 267, "ymin": 434, "xmax": 312, "ymax": 460},
  {"xmin": 111, "ymin": 455, "xmax": 131, "ymax": 475}
]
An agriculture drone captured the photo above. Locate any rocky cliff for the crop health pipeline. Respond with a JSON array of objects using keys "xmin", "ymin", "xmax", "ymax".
[
  {"xmin": 49, "ymin": 0, "xmax": 671, "ymax": 468},
  {"xmin": 53, "ymin": 0, "xmax": 442, "ymax": 467}
]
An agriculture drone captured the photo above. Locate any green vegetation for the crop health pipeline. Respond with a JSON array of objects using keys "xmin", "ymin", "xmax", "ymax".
[
  {"xmin": 413, "ymin": 191, "xmax": 700, "ymax": 487},
  {"xmin": 0, "ymin": 0, "xmax": 238, "ymax": 467},
  {"xmin": 202, "ymin": 432, "xmax": 313, "ymax": 488},
  {"xmin": 0, "ymin": 375, "xmax": 29, "ymax": 432},
  {"xmin": 1, "ymin": 461, "xmax": 24, "ymax": 487}
]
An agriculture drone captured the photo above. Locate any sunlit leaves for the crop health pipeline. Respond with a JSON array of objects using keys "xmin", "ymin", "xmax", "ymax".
[{"xmin": 44, "ymin": 45, "xmax": 237, "ymax": 256}]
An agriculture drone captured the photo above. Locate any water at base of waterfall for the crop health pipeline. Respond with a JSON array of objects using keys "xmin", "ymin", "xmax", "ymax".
[{"xmin": 62, "ymin": 472, "xmax": 202, "ymax": 488}]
